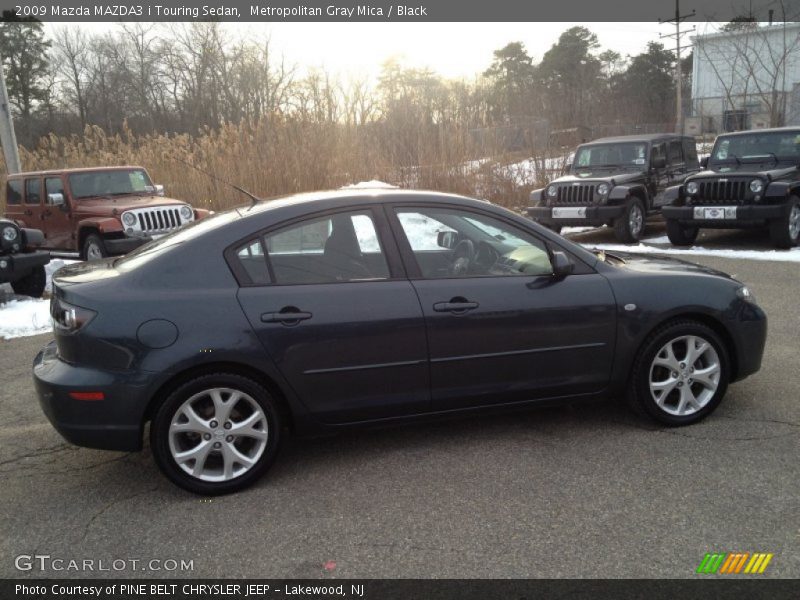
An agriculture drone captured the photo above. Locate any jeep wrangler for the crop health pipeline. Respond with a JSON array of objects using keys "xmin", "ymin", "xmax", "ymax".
[{"xmin": 0, "ymin": 218, "xmax": 50, "ymax": 298}]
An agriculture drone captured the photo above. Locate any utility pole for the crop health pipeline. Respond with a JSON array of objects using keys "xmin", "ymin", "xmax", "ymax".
[
  {"xmin": 0, "ymin": 55, "xmax": 21, "ymax": 174},
  {"xmin": 660, "ymin": 0, "xmax": 696, "ymax": 134}
]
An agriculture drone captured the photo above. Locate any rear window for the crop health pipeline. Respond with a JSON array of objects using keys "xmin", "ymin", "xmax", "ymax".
[{"xmin": 6, "ymin": 180, "xmax": 22, "ymax": 205}]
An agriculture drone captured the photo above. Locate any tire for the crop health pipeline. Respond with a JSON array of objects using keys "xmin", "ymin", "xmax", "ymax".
[
  {"xmin": 150, "ymin": 373, "xmax": 282, "ymax": 495},
  {"xmin": 82, "ymin": 234, "xmax": 108, "ymax": 261},
  {"xmin": 768, "ymin": 197, "xmax": 800, "ymax": 249},
  {"xmin": 627, "ymin": 320, "xmax": 730, "ymax": 426},
  {"xmin": 613, "ymin": 197, "xmax": 646, "ymax": 243},
  {"xmin": 10, "ymin": 265, "xmax": 46, "ymax": 298},
  {"xmin": 666, "ymin": 219, "xmax": 699, "ymax": 246}
]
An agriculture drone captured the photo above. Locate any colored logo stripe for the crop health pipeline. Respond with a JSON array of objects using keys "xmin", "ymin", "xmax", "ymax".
[{"xmin": 697, "ymin": 552, "xmax": 773, "ymax": 574}]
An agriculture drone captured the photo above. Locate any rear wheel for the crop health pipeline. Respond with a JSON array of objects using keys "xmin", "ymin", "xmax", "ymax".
[
  {"xmin": 82, "ymin": 234, "xmax": 108, "ymax": 261},
  {"xmin": 768, "ymin": 198, "xmax": 800, "ymax": 248},
  {"xmin": 666, "ymin": 219, "xmax": 699, "ymax": 246},
  {"xmin": 10, "ymin": 265, "xmax": 46, "ymax": 298},
  {"xmin": 627, "ymin": 320, "xmax": 729, "ymax": 426},
  {"xmin": 613, "ymin": 197, "xmax": 645, "ymax": 243},
  {"xmin": 151, "ymin": 373, "xmax": 282, "ymax": 495}
]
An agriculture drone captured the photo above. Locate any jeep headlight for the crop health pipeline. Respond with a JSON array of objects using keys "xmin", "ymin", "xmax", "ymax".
[
  {"xmin": 597, "ymin": 183, "xmax": 609, "ymax": 196},
  {"xmin": 2, "ymin": 225, "xmax": 18, "ymax": 242},
  {"xmin": 750, "ymin": 179, "xmax": 763, "ymax": 193},
  {"xmin": 546, "ymin": 186, "xmax": 557, "ymax": 198},
  {"xmin": 179, "ymin": 205, "xmax": 193, "ymax": 220},
  {"xmin": 686, "ymin": 181, "xmax": 699, "ymax": 195},
  {"xmin": 121, "ymin": 212, "xmax": 137, "ymax": 226}
]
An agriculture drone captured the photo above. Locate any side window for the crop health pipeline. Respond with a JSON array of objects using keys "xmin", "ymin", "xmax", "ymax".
[
  {"xmin": 265, "ymin": 210, "xmax": 390, "ymax": 284},
  {"xmin": 651, "ymin": 144, "xmax": 665, "ymax": 166},
  {"xmin": 25, "ymin": 178, "xmax": 41, "ymax": 205},
  {"xmin": 668, "ymin": 140, "xmax": 684, "ymax": 164},
  {"xmin": 6, "ymin": 180, "xmax": 22, "ymax": 205},
  {"xmin": 395, "ymin": 208, "xmax": 553, "ymax": 279},
  {"xmin": 683, "ymin": 141, "xmax": 699, "ymax": 165},
  {"xmin": 45, "ymin": 177, "xmax": 65, "ymax": 203},
  {"xmin": 235, "ymin": 239, "xmax": 270, "ymax": 285}
]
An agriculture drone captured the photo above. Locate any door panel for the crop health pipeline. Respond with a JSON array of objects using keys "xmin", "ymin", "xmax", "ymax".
[
  {"xmin": 23, "ymin": 177, "xmax": 43, "ymax": 232},
  {"xmin": 42, "ymin": 177, "xmax": 73, "ymax": 249}
]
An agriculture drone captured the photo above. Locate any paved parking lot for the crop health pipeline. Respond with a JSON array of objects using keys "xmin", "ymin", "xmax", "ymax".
[{"xmin": 0, "ymin": 249, "xmax": 798, "ymax": 579}]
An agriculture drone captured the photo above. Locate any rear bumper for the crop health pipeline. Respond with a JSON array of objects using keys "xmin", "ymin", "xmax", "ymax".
[
  {"xmin": 528, "ymin": 204, "xmax": 627, "ymax": 226},
  {"xmin": 663, "ymin": 204, "xmax": 788, "ymax": 227},
  {"xmin": 104, "ymin": 236, "xmax": 149, "ymax": 255},
  {"xmin": 33, "ymin": 341, "xmax": 150, "ymax": 451},
  {"xmin": 0, "ymin": 250, "xmax": 50, "ymax": 284}
]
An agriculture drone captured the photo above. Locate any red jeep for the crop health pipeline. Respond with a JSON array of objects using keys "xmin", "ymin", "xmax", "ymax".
[{"xmin": 4, "ymin": 166, "xmax": 210, "ymax": 260}]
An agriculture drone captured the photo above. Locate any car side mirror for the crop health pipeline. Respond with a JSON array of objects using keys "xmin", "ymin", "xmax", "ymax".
[
  {"xmin": 154, "ymin": 184, "xmax": 165, "ymax": 196},
  {"xmin": 700, "ymin": 157, "xmax": 709, "ymax": 169},
  {"xmin": 48, "ymin": 193, "xmax": 65, "ymax": 208},
  {"xmin": 551, "ymin": 250, "xmax": 574, "ymax": 278},
  {"xmin": 437, "ymin": 230, "xmax": 457, "ymax": 249},
  {"xmin": 652, "ymin": 156, "xmax": 666, "ymax": 169},
  {"xmin": 564, "ymin": 162, "xmax": 572, "ymax": 172}
]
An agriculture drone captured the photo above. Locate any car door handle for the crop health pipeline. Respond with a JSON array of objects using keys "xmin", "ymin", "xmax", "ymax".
[
  {"xmin": 261, "ymin": 309, "xmax": 313, "ymax": 325},
  {"xmin": 433, "ymin": 298, "xmax": 479, "ymax": 314}
]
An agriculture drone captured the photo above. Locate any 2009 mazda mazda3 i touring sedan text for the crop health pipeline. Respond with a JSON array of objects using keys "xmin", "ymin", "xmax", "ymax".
[{"xmin": 33, "ymin": 189, "xmax": 767, "ymax": 494}]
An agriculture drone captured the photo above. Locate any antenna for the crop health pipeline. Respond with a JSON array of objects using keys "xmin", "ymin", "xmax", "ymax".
[{"xmin": 171, "ymin": 156, "xmax": 263, "ymax": 208}]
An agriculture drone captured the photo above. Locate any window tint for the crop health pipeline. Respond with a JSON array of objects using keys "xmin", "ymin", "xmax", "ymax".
[
  {"xmin": 25, "ymin": 178, "xmax": 41, "ymax": 205},
  {"xmin": 395, "ymin": 208, "xmax": 552, "ymax": 279},
  {"xmin": 668, "ymin": 140, "xmax": 683, "ymax": 164},
  {"xmin": 6, "ymin": 180, "xmax": 22, "ymax": 205},
  {"xmin": 45, "ymin": 177, "xmax": 64, "ymax": 203},
  {"xmin": 265, "ymin": 211, "xmax": 390, "ymax": 284},
  {"xmin": 235, "ymin": 239, "xmax": 270, "ymax": 285}
]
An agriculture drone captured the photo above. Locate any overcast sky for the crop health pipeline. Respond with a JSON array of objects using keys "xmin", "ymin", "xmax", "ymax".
[{"xmin": 51, "ymin": 21, "xmax": 721, "ymax": 81}]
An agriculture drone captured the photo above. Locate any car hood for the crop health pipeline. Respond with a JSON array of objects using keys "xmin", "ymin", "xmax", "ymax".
[
  {"xmin": 600, "ymin": 250, "xmax": 738, "ymax": 281},
  {"xmin": 73, "ymin": 195, "xmax": 189, "ymax": 215},
  {"xmin": 552, "ymin": 170, "xmax": 646, "ymax": 185},
  {"xmin": 690, "ymin": 164, "xmax": 798, "ymax": 180}
]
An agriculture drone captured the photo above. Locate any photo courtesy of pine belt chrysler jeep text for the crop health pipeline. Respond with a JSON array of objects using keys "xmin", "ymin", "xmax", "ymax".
[{"xmin": 33, "ymin": 189, "xmax": 767, "ymax": 494}]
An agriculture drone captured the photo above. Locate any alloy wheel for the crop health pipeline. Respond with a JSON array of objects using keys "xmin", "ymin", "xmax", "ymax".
[
  {"xmin": 629, "ymin": 204, "xmax": 643, "ymax": 237},
  {"xmin": 789, "ymin": 204, "xmax": 800, "ymax": 240},
  {"xmin": 86, "ymin": 242, "xmax": 103, "ymax": 261}
]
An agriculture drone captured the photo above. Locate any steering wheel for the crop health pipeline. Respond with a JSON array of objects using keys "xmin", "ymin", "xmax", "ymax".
[{"xmin": 450, "ymin": 239, "xmax": 476, "ymax": 276}]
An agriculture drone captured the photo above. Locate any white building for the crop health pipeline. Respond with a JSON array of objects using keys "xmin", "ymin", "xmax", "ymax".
[{"xmin": 689, "ymin": 22, "xmax": 800, "ymax": 134}]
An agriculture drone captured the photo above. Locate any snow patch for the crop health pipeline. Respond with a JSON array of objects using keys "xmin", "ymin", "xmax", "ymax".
[
  {"xmin": 0, "ymin": 298, "xmax": 51, "ymax": 340},
  {"xmin": 340, "ymin": 180, "xmax": 398, "ymax": 190},
  {"xmin": 562, "ymin": 226, "xmax": 602, "ymax": 235},
  {"xmin": 583, "ymin": 242, "xmax": 800, "ymax": 263}
]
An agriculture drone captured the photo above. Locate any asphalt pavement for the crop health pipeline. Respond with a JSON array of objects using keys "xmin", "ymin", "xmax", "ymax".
[{"xmin": 0, "ymin": 241, "xmax": 798, "ymax": 579}]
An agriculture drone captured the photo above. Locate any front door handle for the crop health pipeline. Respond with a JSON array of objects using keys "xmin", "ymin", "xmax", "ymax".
[
  {"xmin": 433, "ymin": 297, "xmax": 479, "ymax": 314},
  {"xmin": 261, "ymin": 307, "xmax": 313, "ymax": 325}
]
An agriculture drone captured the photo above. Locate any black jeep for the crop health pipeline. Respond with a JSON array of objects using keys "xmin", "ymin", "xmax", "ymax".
[
  {"xmin": 528, "ymin": 134, "xmax": 700, "ymax": 242},
  {"xmin": 0, "ymin": 218, "xmax": 50, "ymax": 297},
  {"xmin": 663, "ymin": 127, "xmax": 800, "ymax": 248}
]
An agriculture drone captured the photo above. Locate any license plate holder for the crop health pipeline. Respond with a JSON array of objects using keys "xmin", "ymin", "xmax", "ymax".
[
  {"xmin": 552, "ymin": 207, "xmax": 587, "ymax": 219},
  {"xmin": 694, "ymin": 206, "xmax": 737, "ymax": 220}
]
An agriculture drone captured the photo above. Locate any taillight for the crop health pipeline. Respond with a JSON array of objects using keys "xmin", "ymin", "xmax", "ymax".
[{"xmin": 51, "ymin": 297, "xmax": 96, "ymax": 334}]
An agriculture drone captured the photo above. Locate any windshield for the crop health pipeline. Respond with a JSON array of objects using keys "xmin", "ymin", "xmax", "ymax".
[
  {"xmin": 573, "ymin": 142, "xmax": 648, "ymax": 169},
  {"xmin": 711, "ymin": 131, "xmax": 800, "ymax": 164},
  {"xmin": 68, "ymin": 169, "xmax": 153, "ymax": 199}
]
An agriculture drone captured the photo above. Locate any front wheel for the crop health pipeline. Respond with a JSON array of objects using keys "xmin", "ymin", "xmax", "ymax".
[
  {"xmin": 768, "ymin": 198, "xmax": 800, "ymax": 248},
  {"xmin": 151, "ymin": 373, "xmax": 282, "ymax": 495},
  {"xmin": 10, "ymin": 265, "xmax": 46, "ymax": 298},
  {"xmin": 666, "ymin": 219, "xmax": 699, "ymax": 246},
  {"xmin": 82, "ymin": 234, "xmax": 108, "ymax": 261},
  {"xmin": 613, "ymin": 198, "xmax": 645, "ymax": 243},
  {"xmin": 627, "ymin": 320, "xmax": 729, "ymax": 426}
]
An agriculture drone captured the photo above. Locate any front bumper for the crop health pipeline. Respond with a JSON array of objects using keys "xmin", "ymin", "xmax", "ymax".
[
  {"xmin": 528, "ymin": 204, "xmax": 626, "ymax": 227},
  {"xmin": 33, "ymin": 341, "xmax": 151, "ymax": 451},
  {"xmin": 0, "ymin": 250, "xmax": 50, "ymax": 284},
  {"xmin": 663, "ymin": 203, "xmax": 788, "ymax": 227},
  {"xmin": 729, "ymin": 301, "xmax": 768, "ymax": 382}
]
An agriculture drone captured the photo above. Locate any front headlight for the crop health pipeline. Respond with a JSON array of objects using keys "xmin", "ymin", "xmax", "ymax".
[
  {"xmin": 121, "ymin": 212, "xmax": 137, "ymax": 226},
  {"xmin": 2, "ymin": 225, "xmax": 19, "ymax": 242},
  {"xmin": 737, "ymin": 286, "xmax": 757, "ymax": 303},
  {"xmin": 750, "ymin": 179, "xmax": 763, "ymax": 193},
  {"xmin": 597, "ymin": 183, "xmax": 609, "ymax": 195},
  {"xmin": 546, "ymin": 186, "xmax": 557, "ymax": 198},
  {"xmin": 686, "ymin": 181, "xmax": 699, "ymax": 195},
  {"xmin": 179, "ymin": 205, "xmax": 193, "ymax": 220}
]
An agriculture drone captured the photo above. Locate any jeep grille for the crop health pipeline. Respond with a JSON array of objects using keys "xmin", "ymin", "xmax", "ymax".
[
  {"xmin": 552, "ymin": 184, "xmax": 597, "ymax": 205},
  {"xmin": 691, "ymin": 179, "xmax": 750, "ymax": 205},
  {"xmin": 130, "ymin": 206, "xmax": 190, "ymax": 235}
]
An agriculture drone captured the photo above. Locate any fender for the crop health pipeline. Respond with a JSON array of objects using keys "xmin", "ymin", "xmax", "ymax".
[
  {"xmin": 194, "ymin": 208, "xmax": 213, "ymax": 220},
  {"xmin": 608, "ymin": 184, "xmax": 648, "ymax": 202},
  {"xmin": 529, "ymin": 188, "xmax": 545, "ymax": 205},
  {"xmin": 662, "ymin": 184, "xmax": 683, "ymax": 205},
  {"xmin": 77, "ymin": 217, "xmax": 123, "ymax": 235},
  {"xmin": 763, "ymin": 181, "xmax": 797, "ymax": 200}
]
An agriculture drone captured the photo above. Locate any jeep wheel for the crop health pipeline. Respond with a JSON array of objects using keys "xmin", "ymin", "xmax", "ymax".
[
  {"xmin": 82, "ymin": 234, "xmax": 108, "ymax": 261},
  {"xmin": 666, "ymin": 219, "xmax": 699, "ymax": 246},
  {"xmin": 10, "ymin": 265, "xmax": 46, "ymax": 298},
  {"xmin": 769, "ymin": 198, "xmax": 800, "ymax": 249},
  {"xmin": 613, "ymin": 197, "xmax": 645, "ymax": 243}
]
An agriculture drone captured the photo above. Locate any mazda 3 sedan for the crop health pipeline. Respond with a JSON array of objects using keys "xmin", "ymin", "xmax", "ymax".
[{"xmin": 33, "ymin": 189, "xmax": 767, "ymax": 494}]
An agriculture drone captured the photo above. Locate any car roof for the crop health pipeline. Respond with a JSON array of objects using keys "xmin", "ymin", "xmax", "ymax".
[
  {"xmin": 8, "ymin": 166, "xmax": 146, "ymax": 178},
  {"xmin": 714, "ymin": 126, "xmax": 800, "ymax": 137},
  {"xmin": 585, "ymin": 133, "xmax": 688, "ymax": 144}
]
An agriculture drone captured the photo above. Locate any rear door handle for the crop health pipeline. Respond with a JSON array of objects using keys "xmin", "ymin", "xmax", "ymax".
[
  {"xmin": 433, "ymin": 298, "xmax": 479, "ymax": 314},
  {"xmin": 261, "ymin": 308, "xmax": 313, "ymax": 325}
]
